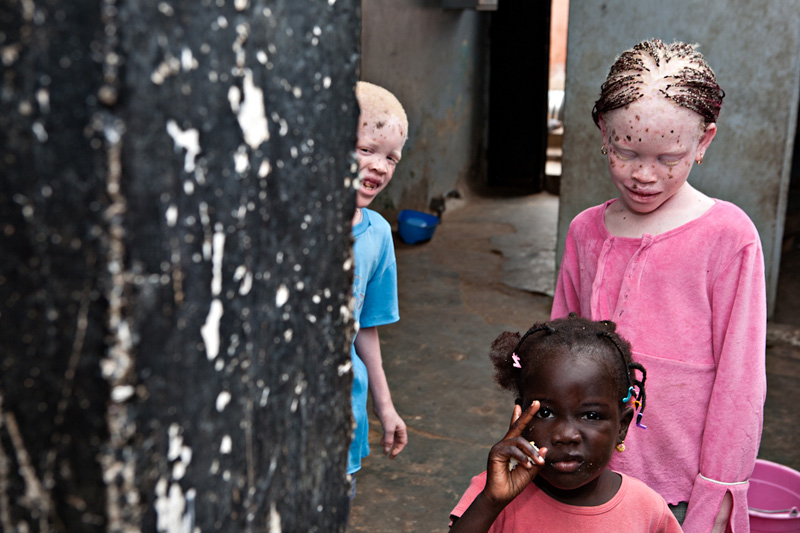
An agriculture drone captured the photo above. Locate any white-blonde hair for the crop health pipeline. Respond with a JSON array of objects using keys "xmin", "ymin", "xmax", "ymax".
[{"xmin": 355, "ymin": 81, "xmax": 409, "ymax": 142}]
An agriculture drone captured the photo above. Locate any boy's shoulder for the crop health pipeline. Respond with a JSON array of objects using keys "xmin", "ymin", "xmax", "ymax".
[
  {"xmin": 360, "ymin": 208, "xmax": 393, "ymax": 236},
  {"xmin": 363, "ymin": 207, "xmax": 391, "ymax": 228}
]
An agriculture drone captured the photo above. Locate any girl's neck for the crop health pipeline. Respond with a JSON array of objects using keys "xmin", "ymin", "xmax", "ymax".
[
  {"xmin": 352, "ymin": 207, "xmax": 363, "ymax": 227},
  {"xmin": 533, "ymin": 469, "xmax": 621, "ymax": 507},
  {"xmin": 605, "ymin": 183, "xmax": 714, "ymax": 238}
]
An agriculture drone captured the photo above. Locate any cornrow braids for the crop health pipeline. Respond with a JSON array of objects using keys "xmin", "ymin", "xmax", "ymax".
[
  {"xmin": 489, "ymin": 314, "xmax": 647, "ymax": 425},
  {"xmin": 592, "ymin": 39, "xmax": 724, "ymax": 127}
]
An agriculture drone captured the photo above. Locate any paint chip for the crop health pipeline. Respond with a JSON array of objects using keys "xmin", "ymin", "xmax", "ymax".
[{"xmin": 201, "ymin": 299, "xmax": 224, "ymax": 360}]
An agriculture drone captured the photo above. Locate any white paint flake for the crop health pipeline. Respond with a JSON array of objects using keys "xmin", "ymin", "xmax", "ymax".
[
  {"xmin": 201, "ymin": 299, "xmax": 224, "ymax": 360},
  {"xmin": 157, "ymin": 2, "xmax": 174, "ymax": 16},
  {"xmin": 275, "ymin": 284, "xmax": 289, "ymax": 307},
  {"xmin": 260, "ymin": 387, "xmax": 270, "ymax": 407},
  {"xmin": 111, "ymin": 384, "xmax": 135, "ymax": 402},
  {"xmin": 180, "ymin": 47, "xmax": 198, "ymax": 71},
  {"xmin": 216, "ymin": 391, "xmax": 232, "ymax": 412},
  {"xmin": 269, "ymin": 500, "xmax": 282, "ymax": 533},
  {"xmin": 338, "ymin": 361, "xmax": 352, "ymax": 376},
  {"xmin": 227, "ymin": 85, "xmax": 241, "ymax": 112},
  {"xmin": 233, "ymin": 70, "xmax": 269, "ymax": 150},
  {"xmin": 1, "ymin": 42, "xmax": 22, "ymax": 66},
  {"xmin": 166, "ymin": 204, "xmax": 178, "ymax": 227},
  {"xmin": 32, "ymin": 121, "xmax": 48, "ymax": 142},
  {"xmin": 233, "ymin": 266, "xmax": 253, "ymax": 295},
  {"xmin": 166, "ymin": 120, "xmax": 201, "ymax": 173},
  {"xmin": 258, "ymin": 159, "xmax": 272, "ymax": 178},
  {"xmin": 220, "ymin": 435, "xmax": 232, "ymax": 454},
  {"xmin": 168, "ymin": 424, "xmax": 183, "ymax": 460},
  {"xmin": 211, "ymin": 229, "xmax": 225, "ymax": 296},
  {"xmin": 154, "ymin": 478, "xmax": 188, "ymax": 533},
  {"xmin": 234, "ymin": 146, "xmax": 249, "ymax": 173},
  {"xmin": 36, "ymin": 88, "xmax": 50, "ymax": 113}
]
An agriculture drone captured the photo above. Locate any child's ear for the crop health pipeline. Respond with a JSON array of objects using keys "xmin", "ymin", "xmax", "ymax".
[{"xmin": 618, "ymin": 406, "xmax": 634, "ymax": 443}]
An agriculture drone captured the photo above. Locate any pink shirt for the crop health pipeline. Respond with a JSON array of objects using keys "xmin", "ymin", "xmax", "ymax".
[
  {"xmin": 450, "ymin": 471, "xmax": 682, "ymax": 532},
  {"xmin": 552, "ymin": 199, "xmax": 766, "ymax": 532}
]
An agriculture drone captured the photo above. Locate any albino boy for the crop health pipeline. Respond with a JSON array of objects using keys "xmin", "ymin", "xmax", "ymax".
[{"xmin": 347, "ymin": 82, "xmax": 408, "ymax": 487}]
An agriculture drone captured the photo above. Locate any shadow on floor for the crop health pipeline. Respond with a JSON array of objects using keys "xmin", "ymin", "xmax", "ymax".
[{"xmin": 349, "ymin": 192, "xmax": 800, "ymax": 532}]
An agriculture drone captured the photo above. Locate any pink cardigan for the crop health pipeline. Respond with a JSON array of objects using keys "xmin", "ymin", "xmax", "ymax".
[{"xmin": 552, "ymin": 199, "xmax": 767, "ymax": 532}]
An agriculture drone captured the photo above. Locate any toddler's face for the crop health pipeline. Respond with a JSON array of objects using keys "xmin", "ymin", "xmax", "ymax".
[
  {"xmin": 521, "ymin": 349, "xmax": 628, "ymax": 503},
  {"xmin": 354, "ymin": 115, "xmax": 405, "ymax": 209},
  {"xmin": 599, "ymin": 96, "xmax": 716, "ymax": 216}
]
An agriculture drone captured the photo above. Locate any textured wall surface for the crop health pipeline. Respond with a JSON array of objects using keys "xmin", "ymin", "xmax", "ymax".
[
  {"xmin": 0, "ymin": 1, "xmax": 359, "ymax": 530},
  {"xmin": 558, "ymin": 1, "xmax": 800, "ymax": 313},
  {"xmin": 360, "ymin": 0, "xmax": 489, "ymax": 217}
]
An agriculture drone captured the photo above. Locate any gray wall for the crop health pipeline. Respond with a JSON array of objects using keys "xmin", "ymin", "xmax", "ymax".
[
  {"xmin": 360, "ymin": 0, "xmax": 489, "ymax": 219},
  {"xmin": 558, "ymin": 1, "xmax": 800, "ymax": 315}
]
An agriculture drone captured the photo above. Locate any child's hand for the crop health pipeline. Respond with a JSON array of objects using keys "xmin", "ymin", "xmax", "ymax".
[
  {"xmin": 483, "ymin": 401, "xmax": 547, "ymax": 505},
  {"xmin": 376, "ymin": 406, "xmax": 408, "ymax": 458}
]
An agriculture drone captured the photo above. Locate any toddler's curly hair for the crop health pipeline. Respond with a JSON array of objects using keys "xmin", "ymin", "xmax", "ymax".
[{"xmin": 490, "ymin": 314, "xmax": 647, "ymax": 420}]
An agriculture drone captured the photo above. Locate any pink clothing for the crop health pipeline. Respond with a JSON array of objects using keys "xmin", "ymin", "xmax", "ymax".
[
  {"xmin": 552, "ymin": 199, "xmax": 767, "ymax": 532},
  {"xmin": 450, "ymin": 471, "xmax": 682, "ymax": 532}
]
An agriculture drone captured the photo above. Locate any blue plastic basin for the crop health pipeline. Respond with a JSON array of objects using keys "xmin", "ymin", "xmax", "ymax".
[{"xmin": 397, "ymin": 210, "xmax": 440, "ymax": 244}]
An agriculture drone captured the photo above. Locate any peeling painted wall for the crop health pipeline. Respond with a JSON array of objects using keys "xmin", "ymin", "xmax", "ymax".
[
  {"xmin": 557, "ymin": 1, "xmax": 800, "ymax": 315},
  {"xmin": 360, "ymin": 0, "xmax": 489, "ymax": 218},
  {"xmin": 0, "ymin": 1, "xmax": 360, "ymax": 531}
]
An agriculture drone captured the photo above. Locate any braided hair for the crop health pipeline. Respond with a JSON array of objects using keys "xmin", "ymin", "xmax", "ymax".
[
  {"xmin": 592, "ymin": 39, "xmax": 724, "ymax": 128},
  {"xmin": 490, "ymin": 314, "xmax": 647, "ymax": 425}
]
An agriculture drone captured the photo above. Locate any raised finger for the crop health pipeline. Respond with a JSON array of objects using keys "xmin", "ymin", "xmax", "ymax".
[{"xmin": 504, "ymin": 400, "xmax": 540, "ymax": 439}]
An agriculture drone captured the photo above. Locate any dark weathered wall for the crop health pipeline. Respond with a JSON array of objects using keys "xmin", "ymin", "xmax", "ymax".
[
  {"xmin": 557, "ymin": 1, "xmax": 800, "ymax": 315},
  {"xmin": 1, "ymin": 1, "xmax": 360, "ymax": 531}
]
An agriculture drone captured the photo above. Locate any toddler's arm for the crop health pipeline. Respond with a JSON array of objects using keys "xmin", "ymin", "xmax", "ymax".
[
  {"xmin": 354, "ymin": 326, "xmax": 407, "ymax": 458},
  {"xmin": 450, "ymin": 402, "xmax": 546, "ymax": 532}
]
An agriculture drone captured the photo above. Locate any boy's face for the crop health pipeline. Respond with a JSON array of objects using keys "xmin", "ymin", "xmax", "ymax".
[{"xmin": 355, "ymin": 115, "xmax": 405, "ymax": 209}]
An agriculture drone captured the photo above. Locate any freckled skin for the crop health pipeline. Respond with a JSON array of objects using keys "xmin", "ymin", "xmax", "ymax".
[
  {"xmin": 598, "ymin": 96, "xmax": 716, "ymax": 218},
  {"xmin": 355, "ymin": 116, "xmax": 405, "ymax": 208}
]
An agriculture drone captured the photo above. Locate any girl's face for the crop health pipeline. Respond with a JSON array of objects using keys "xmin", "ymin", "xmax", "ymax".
[
  {"xmin": 521, "ymin": 348, "xmax": 631, "ymax": 505},
  {"xmin": 598, "ymin": 96, "xmax": 716, "ymax": 216}
]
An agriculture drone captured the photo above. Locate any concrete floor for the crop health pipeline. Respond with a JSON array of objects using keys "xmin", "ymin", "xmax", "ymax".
[{"xmin": 348, "ymin": 192, "xmax": 800, "ymax": 532}]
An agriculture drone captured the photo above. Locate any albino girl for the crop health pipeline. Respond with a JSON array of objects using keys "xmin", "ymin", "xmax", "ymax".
[{"xmin": 552, "ymin": 39, "xmax": 767, "ymax": 532}]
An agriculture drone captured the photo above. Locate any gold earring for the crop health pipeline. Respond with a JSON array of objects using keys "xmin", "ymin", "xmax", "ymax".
[
  {"xmin": 616, "ymin": 442, "xmax": 626, "ymax": 453},
  {"xmin": 601, "ymin": 144, "xmax": 608, "ymax": 156},
  {"xmin": 696, "ymin": 155, "xmax": 703, "ymax": 165}
]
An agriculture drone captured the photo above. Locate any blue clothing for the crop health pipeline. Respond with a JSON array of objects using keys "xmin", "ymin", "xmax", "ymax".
[{"xmin": 348, "ymin": 208, "xmax": 400, "ymax": 474}]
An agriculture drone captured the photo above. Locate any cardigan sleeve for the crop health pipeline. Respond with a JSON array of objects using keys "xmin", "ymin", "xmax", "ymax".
[{"xmin": 682, "ymin": 240, "xmax": 767, "ymax": 533}]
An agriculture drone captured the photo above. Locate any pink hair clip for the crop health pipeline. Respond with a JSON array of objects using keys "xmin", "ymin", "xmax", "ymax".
[{"xmin": 512, "ymin": 353, "xmax": 522, "ymax": 368}]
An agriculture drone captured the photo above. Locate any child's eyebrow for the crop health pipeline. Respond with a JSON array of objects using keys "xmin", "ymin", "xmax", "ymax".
[{"xmin": 579, "ymin": 401, "xmax": 612, "ymax": 408}]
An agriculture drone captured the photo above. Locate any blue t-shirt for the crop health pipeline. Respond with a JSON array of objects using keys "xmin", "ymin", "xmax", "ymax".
[{"xmin": 348, "ymin": 208, "xmax": 400, "ymax": 474}]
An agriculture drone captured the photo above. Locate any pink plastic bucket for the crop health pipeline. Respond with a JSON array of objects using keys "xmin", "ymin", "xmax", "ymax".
[{"xmin": 748, "ymin": 459, "xmax": 800, "ymax": 532}]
